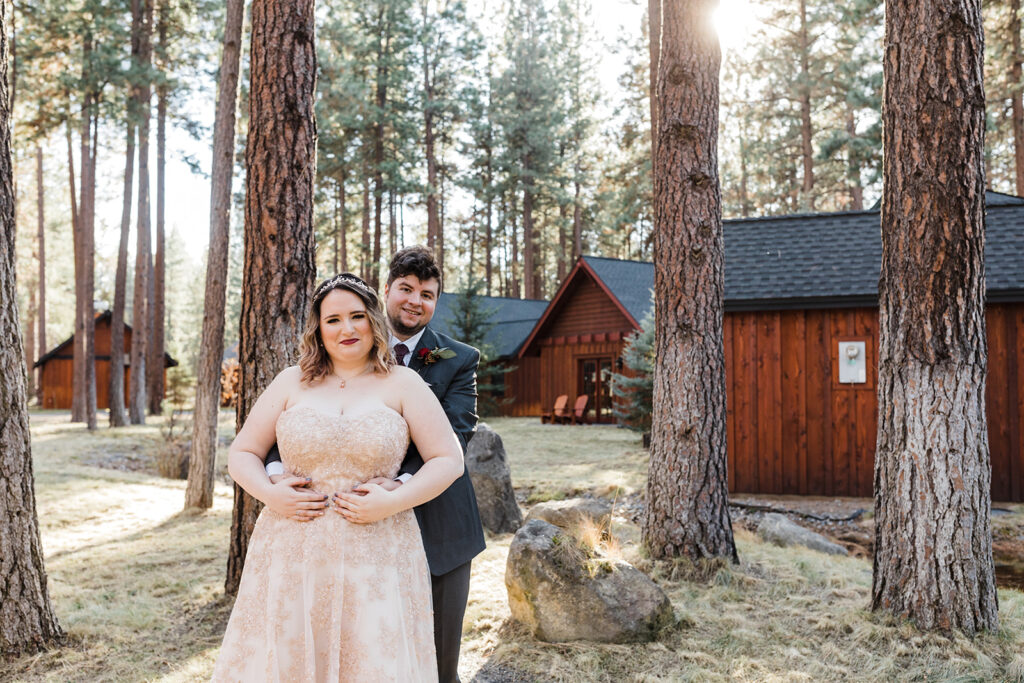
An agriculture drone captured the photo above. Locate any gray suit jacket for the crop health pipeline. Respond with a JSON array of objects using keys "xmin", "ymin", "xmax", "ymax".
[{"xmin": 399, "ymin": 326, "xmax": 486, "ymax": 575}]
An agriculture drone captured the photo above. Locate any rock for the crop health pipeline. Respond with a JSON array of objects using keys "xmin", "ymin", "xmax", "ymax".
[
  {"xmin": 466, "ymin": 424, "xmax": 523, "ymax": 534},
  {"xmin": 525, "ymin": 498, "xmax": 612, "ymax": 530},
  {"xmin": 756, "ymin": 513, "xmax": 848, "ymax": 555},
  {"xmin": 505, "ymin": 519, "xmax": 673, "ymax": 643}
]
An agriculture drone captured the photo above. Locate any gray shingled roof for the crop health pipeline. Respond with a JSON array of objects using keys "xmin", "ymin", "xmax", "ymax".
[
  {"xmin": 586, "ymin": 197, "xmax": 1024, "ymax": 316},
  {"xmin": 431, "ymin": 293, "xmax": 549, "ymax": 358}
]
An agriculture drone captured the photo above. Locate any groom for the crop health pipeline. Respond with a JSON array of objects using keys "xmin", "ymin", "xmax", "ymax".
[{"xmin": 265, "ymin": 245, "xmax": 486, "ymax": 682}]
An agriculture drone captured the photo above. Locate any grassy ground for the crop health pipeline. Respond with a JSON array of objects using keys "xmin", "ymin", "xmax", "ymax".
[{"xmin": 2, "ymin": 413, "xmax": 1023, "ymax": 681}]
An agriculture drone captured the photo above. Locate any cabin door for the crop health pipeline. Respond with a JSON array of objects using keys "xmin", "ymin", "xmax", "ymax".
[{"xmin": 577, "ymin": 356, "xmax": 614, "ymax": 423}]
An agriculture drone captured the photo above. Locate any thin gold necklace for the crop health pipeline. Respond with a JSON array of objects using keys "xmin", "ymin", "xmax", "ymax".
[{"xmin": 332, "ymin": 364, "xmax": 371, "ymax": 389}]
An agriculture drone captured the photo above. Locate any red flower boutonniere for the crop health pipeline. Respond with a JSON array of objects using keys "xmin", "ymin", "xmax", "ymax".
[{"xmin": 418, "ymin": 346, "xmax": 457, "ymax": 365}]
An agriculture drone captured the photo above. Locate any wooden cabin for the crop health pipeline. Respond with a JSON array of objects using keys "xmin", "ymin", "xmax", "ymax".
[
  {"xmin": 489, "ymin": 191, "xmax": 1024, "ymax": 502},
  {"xmin": 430, "ymin": 293, "xmax": 548, "ymax": 410},
  {"xmin": 34, "ymin": 310, "xmax": 178, "ymax": 410}
]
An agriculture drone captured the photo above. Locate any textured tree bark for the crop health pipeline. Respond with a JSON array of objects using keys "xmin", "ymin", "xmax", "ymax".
[
  {"xmin": 338, "ymin": 172, "xmax": 347, "ymax": 272},
  {"xmin": 846, "ymin": 107, "xmax": 863, "ymax": 211},
  {"xmin": 643, "ymin": 0, "xmax": 736, "ymax": 563},
  {"xmin": 422, "ymin": 1, "xmax": 440, "ymax": 262},
  {"xmin": 873, "ymin": 0, "xmax": 997, "ymax": 635},
  {"xmin": 76, "ymin": 44, "xmax": 98, "ymax": 431},
  {"xmin": 370, "ymin": 12, "xmax": 389, "ymax": 290},
  {"xmin": 0, "ymin": 4, "xmax": 65, "ymax": 649},
  {"xmin": 226, "ymin": 0, "xmax": 317, "ymax": 594},
  {"xmin": 648, "ymin": 0, "xmax": 660, "ymax": 166},
  {"xmin": 25, "ymin": 269, "xmax": 35, "ymax": 400},
  {"xmin": 110, "ymin": 118, "xmax": 134, "ymax": 428},
  {"xmin": 35, "ymin": 145, "xmax": 45, "ymax": 405},
  {"xmin": 360, "ymin": 171, "xmax": 370, "ymax": 281},
  {"xmin": 1011, "ymin": 0, "xmax": 1024, "ymax": 195},
  {"xmin": 186, "ymin": 0, "xmax": 245, "ymax": 510},
  {"xmin": 484, "ymin": 126, "xmax": 493, "ymax": 296},
  {"xmin": 64, "ymin": 124, "xmax": 82, "ymax": 422},
  {"xmin": 147, "ymin": 74, "xmax": 167, "ymax": 416},
  {"xmin": 522, "ymin": 178, "xmax": 535, "ymax": 299},
  {"xmin": 798, "ymin": 0, "xmax": 814, "ymax": 209},
  {"xmin": 130, "ymin": 0, "xmax": 153, "ymax": 425}
]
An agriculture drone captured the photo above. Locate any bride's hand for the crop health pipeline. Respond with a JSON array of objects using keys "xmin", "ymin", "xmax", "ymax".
[
  {"xmin": 264, "ymin": 476, "xmax": 331, "ymax": 522},
  {"xmin": 332, "ymin": 484, "xmax": 398, "ymax": 524}
]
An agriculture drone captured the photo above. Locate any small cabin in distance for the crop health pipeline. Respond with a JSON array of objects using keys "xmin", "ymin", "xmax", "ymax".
[{"xmin": 34, "ymin": 310, "xmax": 178, "ymax": 410}]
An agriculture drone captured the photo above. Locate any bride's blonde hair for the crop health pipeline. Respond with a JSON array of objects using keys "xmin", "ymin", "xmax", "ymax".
[{"xmin": 298, "ymin": 274, "xmax": 393, "ymax": 385}]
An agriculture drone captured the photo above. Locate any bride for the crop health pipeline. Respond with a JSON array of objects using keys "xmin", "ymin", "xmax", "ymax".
[{"xmin": 212, "ymin": 273, "xmax": 463, "ymax": 682}]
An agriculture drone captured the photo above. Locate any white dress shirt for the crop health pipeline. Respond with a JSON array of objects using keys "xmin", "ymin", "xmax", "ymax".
[{"xmin": 389, "ymin": 328, "xmax": 426, "ymax": 366}]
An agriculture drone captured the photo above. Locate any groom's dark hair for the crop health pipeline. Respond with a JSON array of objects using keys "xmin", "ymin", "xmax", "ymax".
[{"xmin": 387, "ymin": 245, "xmax": 442, "ymax": 292}]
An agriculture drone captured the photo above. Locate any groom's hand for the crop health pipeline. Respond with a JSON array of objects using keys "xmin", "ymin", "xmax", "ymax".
[
  {"xmin": 363, "ymin": 476, "xmax": 401, "ymax": 492},
  {"xmin": 332, "ymin": 483, "xmax": 398, "ymax": 524},
  {"xmin": 263, "ymin": 475, "xmax": 330, "ymax": 522}
]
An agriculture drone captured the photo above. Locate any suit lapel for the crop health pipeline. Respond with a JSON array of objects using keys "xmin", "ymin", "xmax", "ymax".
[{"xmin": 407, "ymin": 327, "xmax": 437, "ymax": 375}]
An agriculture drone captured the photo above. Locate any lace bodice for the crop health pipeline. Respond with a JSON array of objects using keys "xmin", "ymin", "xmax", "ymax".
[{"xmin": 275, "ymin": 404, "xmax": 410, "ymax": 491}]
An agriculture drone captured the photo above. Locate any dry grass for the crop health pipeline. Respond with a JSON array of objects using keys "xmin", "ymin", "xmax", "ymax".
[
  {"xmin": 482, "ymin": 417, "xmax": 648, "ymax": 502},
  {"xmin": 2, "ymin": 410, "xmax": 237, "ymax": 683},
  {"xmin": 3, "ymin": 414, "xmax": 1023, "ymax": 682}
]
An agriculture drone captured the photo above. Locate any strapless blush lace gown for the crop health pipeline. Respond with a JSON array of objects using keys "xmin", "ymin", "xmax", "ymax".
[{"xmin": 212, "ymin": 405, "xmax": 437, "ymax": 682}]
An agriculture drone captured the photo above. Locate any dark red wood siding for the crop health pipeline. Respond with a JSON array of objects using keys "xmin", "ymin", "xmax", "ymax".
[
  {"xmin": 37, "ymin": 320, "xmax": 168, "ymax": 410},
  {"xmin": 723, "ymin": 303, "xmax": 1024, "ymax": 502},
  {"xmin": 502, "ymin": 282, "xmax": 1024, "ymax": 501}
]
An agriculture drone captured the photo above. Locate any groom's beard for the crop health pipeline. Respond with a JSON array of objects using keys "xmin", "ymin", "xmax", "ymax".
[{"xmin": 389, "ymin": 314, "xmax": 427, "ymax": 337}]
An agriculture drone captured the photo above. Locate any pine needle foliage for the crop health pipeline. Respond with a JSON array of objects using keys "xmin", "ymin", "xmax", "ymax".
[
  {"xmin": 610, "ymin": 303, "xmax": 653, "ymax": 432},
  {"xmin": 446, "ymin": 278, "xmax": 513, "ymax": 415}
]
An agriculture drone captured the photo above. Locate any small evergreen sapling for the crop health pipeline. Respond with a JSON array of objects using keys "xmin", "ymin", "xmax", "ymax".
[
  {"xmin": 447, "ymin": 278, "xmax": 513, "ymax": 415},
  {"xmin": 611, "ymin": 305, "xmax": 654, "ymax": 433}
]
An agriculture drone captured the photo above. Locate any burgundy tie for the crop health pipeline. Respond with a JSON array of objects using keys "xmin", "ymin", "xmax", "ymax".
[{"xmin": 393, "ymin": 343, "xmax": 409, "ymax": 366}]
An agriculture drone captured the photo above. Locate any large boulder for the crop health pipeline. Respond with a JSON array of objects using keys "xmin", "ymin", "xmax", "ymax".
[
  {"xmin": 525, "ymin": 497, "xmax": 612, "ymax": 530},
  {"xmin": 466, "ymin": 424, "xmax": 523, "ymax": 533},
  {"xmin": 756, "ymin": 513, "xmax": 848, "ymax": 556},
  {"xmin": 505, "ymin": 519, "xmax": 673, "ymax": 643}
]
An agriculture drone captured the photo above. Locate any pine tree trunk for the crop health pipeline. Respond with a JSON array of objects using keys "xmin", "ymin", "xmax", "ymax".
[
  {"xmin": 644, "ymin": 0, "xmax": 736, "ymax": 563},
  {"xmin": 333, "ymin": 182, "xmax": 340, "ymax": 273},
  {"xmin": 1011, "ymin": 0, "xmax": 1024, "ymax": 195},
  {"xmin": 0, "ymin": 7, "xmax": 65, "ymax": 648},
  {"xmin": 846, "ymin": 107, "xmax": 863, "ymax": 211},
  {"xmin": 798, "ymin": 0, "xmax": 814, "ymax": 210},
  {"xmin": 35, "ymin": 145, "xmax": 45, "ymax": 405},
  {"xmin": 148, "ymin": 79, "xmax": 167, "ymax": 416},
  {"xmin": 130, "ymin": 0, "xmax": 153, "ymax": 425},
  {"xmin": 85, "ymin": 111, "xmax": 98, "ymax": 430},
  {"xmin": 572, "ymin": 171, "xmax": 582, "ymax": 261},
  {"xmin": 423, "ymin": 27, "xmax": 440, "ymax": 259},
  {"xmin": 484, "ymin": 138, "xmax": 493, "ymax": 296},
  {"xmin": 873, "ymin": 0, "xmax": 997, "ymax": 634},
  {"xmin": 226, "ymin": 0, "xmax": 317, "ymax": 595},
  {"xmin": 110, "ymin": 118, "xmax": 134, "ymax": 427},
  {"xmin": 522, "ymin": 179, "xmax": 534, "ymax": 299},
  {"xmin": 68, "ymin": 122, "xmax": 83, "ymax": 423},
  {"xmin": 438, "ymin": 170, "xmax": 445, "ymax": 276},
  {"xmin": 390, "ymin": 189, "xmax": 398, "ymax": 256},
  {"xmin": 339, "ymin": 172, "xmax": 348, "ymax": 272},
  {"xmin": 510, "ymin": 188, "xmax": 520, "ymax": 298},
  {"xmin": 360, "ymin": 172, "xmax": 370, "ymax": 281},
  {"xmin": 25, "ymin": 270, "xmax": 35, "ymax": 400},
  {"xmin": 370, "ymin": 17, "xmax": 389, "ymax": 291},
  {"xmin": 558, "ymin": 195, "xmax": 568, "ymax": 282},
  {"xmin": 648, "ymin": 0, "xmax": 660, "ymax": 165},
  {"xmin": 76, "ymin": 48, "xmax": 97, "ymax": 431},
  {"xmin": 186, "ymin": 0, "xmax": 244, "ymax": 510}
]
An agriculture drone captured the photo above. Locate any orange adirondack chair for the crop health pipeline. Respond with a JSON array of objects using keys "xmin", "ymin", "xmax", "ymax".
[
  {"xmin": 569, "ymin": 394, "xmax": 590, "ymax": 424},
  {"xmin": 541, "ymin": 394, "xmax": 569, "ymax": 424}
]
